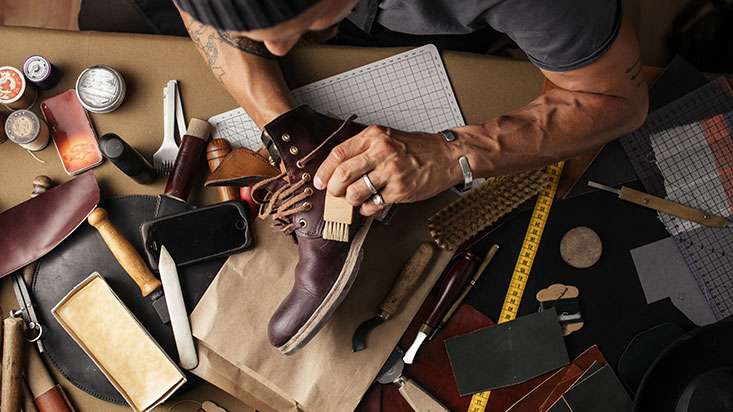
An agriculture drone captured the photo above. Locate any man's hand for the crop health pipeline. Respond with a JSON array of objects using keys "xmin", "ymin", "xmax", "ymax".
[{"xmin": 314, "ymin": 126, "xmax": 463, "ymax": 216}]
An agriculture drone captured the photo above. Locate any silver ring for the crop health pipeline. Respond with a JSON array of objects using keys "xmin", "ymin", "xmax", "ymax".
[
  {"xmin": 363, "ymin": 174, "xmax": 378, "ymax": 195},
  {"xmin": 371, "ymin": 193, "xmax": 385, "ymax": 206}
]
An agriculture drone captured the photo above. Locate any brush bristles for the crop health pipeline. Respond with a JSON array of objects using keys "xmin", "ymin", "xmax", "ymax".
[
  {"xmin": 323, "ymin": 221, "xmax": 350, "ymax": 242},
  {"xmin": 428, "ymin": 169, "xmax": 549, "ymax": 250}
]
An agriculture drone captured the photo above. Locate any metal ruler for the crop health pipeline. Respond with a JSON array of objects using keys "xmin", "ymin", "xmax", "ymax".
[{"xmin": 467, "ymin": 161, "xmax": 564, "ymax": 412}]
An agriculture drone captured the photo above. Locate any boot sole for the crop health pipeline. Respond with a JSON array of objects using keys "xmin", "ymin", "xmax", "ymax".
[{"xmin": 278, "ymin": 217, "xmax": 374, "ymax": 355}]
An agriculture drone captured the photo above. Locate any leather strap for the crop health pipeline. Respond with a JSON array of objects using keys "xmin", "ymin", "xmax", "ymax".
[{"xmin": 205, "ymin": 147, "xmax": 280, "ymax": 188}]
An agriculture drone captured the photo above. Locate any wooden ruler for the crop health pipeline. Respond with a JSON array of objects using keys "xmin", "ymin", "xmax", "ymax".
[{"xmin": 467, "ymin": 161, "xmax": 564, "ymax": 412}]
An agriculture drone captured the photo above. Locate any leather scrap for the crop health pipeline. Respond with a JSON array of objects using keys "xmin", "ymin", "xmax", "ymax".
[{"xmin": 205, "ymin": 147, "xmax": 280, "ymax": 188}]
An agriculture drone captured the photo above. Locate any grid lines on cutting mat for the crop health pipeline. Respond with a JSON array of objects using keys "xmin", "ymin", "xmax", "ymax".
[
  {"xmin": 208, "ymin": 45, "xmax": 464, "ymax": 151},
  {"xmin": 621, "ymin": 77, "xmax": 733, "ymax": 319}
]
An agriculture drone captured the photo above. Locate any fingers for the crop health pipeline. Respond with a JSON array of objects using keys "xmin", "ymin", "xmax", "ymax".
[
  {"xmin": 360, "ymin": 198, "xmax": 387, "ymax": 216},
  {"xmin": 314, "ymin": 133, "xmax": 368, "ymax": 190},
  {"xmin": 345, "ymin": 172, "xmax": 387, "ymax": 206},
  {"xmin": 326, "ymin": 153, "xmax": 377, "ymax": 196}
]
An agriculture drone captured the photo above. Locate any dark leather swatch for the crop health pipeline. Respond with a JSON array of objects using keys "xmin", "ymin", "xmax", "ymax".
[
  {"xmin": 562, "ymin": 365, "xmax": 633, "ymax": 412},
  {"xmin": 445, "ymin": 309, "xmax": 569, "ymax": 395}
]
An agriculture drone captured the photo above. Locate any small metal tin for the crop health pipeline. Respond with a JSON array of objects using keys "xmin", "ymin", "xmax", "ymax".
[
  {"xmin": 75, "ymin": 65, "xmax": 126, "ymax": 113},
  {"xmin": 23, "ymin": 55, "xmax": 61, "ymax": 90},
  {"xmin": 5, "ymin": 110, "xmax": 50, "ymax": 151},
  {"xmin": 0, "ymin": 66, "xmax": 38, "ymax": 110}
]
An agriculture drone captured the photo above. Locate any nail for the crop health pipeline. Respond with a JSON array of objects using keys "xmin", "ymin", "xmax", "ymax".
[{"xmin": 314, "ymin": 176, "xmax": 324, "ymax": 190}]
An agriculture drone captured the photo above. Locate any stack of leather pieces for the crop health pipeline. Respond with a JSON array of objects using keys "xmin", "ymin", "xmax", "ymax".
[{"xmin": 357, "ymin": 304, "xmax": 494, "ymax": 411}]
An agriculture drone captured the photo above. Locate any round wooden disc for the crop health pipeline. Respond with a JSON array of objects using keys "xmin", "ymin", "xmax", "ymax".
[{"xmin": 560, "ymin": 226, "xmax": 602, "ymax": 269}]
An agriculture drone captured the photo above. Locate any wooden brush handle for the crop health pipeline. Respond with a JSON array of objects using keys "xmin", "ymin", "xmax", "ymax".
[
  {"xmin": 380, "ymin": 242, "xmax": 435, "ymax": 318},
  {"xmin": 87, "ymin": 208, "xmax": 161, "ymax": 296},
  {"xmin": 423, "ymin": 252, "xmax": 481, "ymax": 329},
  {"xmin": 1, "ymin": 317, "xmax": 24, "ymax": 412},
  {"xmin": 207, "ymin": 139, "xmax": 239, "ymax": 202},
  {"xmin": 619, "ymin": 186, "xmax": 730, "ymax": 228}
]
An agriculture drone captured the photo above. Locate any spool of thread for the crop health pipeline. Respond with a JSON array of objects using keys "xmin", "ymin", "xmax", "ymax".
[
  {"xmin": 5, "ymin": 110, "xmax": 50, "ymax": 151},
  {"xmin": 206, "ymin": 139, "xmax": 239, "ymax": 202},
  {"xmin": 75, "ymin": 65, "xmax": 126, "ymax": 113},
  {"xmin": 0, "ymin": 112, "xmax": 7, "ymax": 144},
  {"xmin": 99, "ymin": 133, "xmax": 155, "ymax": 184},
  {"xmin": 0, "ymin": 66, "xmax": 38, "ymax": 110},
  {"xmin": 23, "ymin": 55, "xmax": 61, "ymax": 91}
]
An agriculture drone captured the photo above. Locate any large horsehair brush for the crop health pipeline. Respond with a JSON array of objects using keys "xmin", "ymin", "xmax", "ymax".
[{"xmin": 428, "ymin": 169, "xmax": 549, "ymax": 250}]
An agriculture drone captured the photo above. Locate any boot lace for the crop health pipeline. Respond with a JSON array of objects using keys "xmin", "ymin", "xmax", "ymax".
[{"xmin": 253, "ymin": 115, "xmax": 357, "ymax": 235}]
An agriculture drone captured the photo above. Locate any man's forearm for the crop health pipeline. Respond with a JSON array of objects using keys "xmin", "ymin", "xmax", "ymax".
[
  {"xmin": 454, "ymin": 86, "xmax": 647, "ymax": 177},
  {"xmin": 180, "ymin": 12, "xmax": 295, "ymax": 127}
]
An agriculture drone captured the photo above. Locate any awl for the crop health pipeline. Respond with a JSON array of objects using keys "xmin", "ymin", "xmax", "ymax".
[
  {"xmin": 403, "ymin": 251, "xmax": 481, "ymax": 364},
  {"xmin": 588, "ymin": 180, "xmax": 733, "ymax": 228},
  {"xmin": 88, "ymin": 208, "xmax": 170, "ymax": 323},
  {"xmin": 352, "ymin": 242, "xmax": 435, "ymax": 352},
  {"xmin": 159, "ymin": 245, "xmax": 198, "ymax": 370}
]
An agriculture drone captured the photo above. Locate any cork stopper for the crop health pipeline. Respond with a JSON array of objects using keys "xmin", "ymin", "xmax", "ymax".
[{"xmin": 186, "ymin": 118, "xmax": 212, "ymax": 141}]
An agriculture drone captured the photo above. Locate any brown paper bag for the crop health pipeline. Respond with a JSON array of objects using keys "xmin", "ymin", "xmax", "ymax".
[{"xmin": 190, "ymin": 194, "xmax": 454, "ymax": 411}]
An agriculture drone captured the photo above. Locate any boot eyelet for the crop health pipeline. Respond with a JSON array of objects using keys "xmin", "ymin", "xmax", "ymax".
[
  {"xmin": 289, "ymin": 146, "xmax": 299, "ymax": 155},
  {"xmin": 281, "ymin": 133, "xmax": 291, "ymax": 142},
  {"xmin": 303, "ymin": 202, "xmax": 312, "ymax": 211},
  {"xmin": 301, "ymin": 172, "xmax": 311, "ymax": 181},
  {"xmin": 304, "ymin": 187, "xmax": 313, "ymax": 196},
  {"xmin": 296, "ymin": 160, "xmax": 305, "ymax": 169},
  {"xmin": 299, "ymin": 219, "xmax": 308, "ymax": 228}
]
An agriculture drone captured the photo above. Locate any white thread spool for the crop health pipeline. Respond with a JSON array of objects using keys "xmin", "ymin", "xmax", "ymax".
[{"xmin": 5, "ymin": 110, "xmax": 49, "ymax": 152}]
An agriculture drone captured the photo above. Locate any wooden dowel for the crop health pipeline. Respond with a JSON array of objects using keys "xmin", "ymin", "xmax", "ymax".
[{"xmin": 2, "ymin": 317, "xmax": 25, "ymax": 412}]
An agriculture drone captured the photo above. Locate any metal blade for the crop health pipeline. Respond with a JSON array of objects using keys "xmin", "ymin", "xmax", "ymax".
[
  {"xmin": 587, "ymin": 180, "xmax": 620, "ymax": 195},
  {"xmin": 352, "ymin": 316, "xmax": 385, "ymax": 352},
  {"xmin": 163, "ymin": 81, "xmax": 176, "ymax": 145},
  {"xmin": 174, "ymin": 81, "xmax": 187, "ymax": 138},
  {"xmin": 377, "ymin": 347, "xmax": 405, "ymax": 384},
  {"xmin": 150, "ymin": 290, "xmax": 170, "ymax": 324},
  {"xmin": 159, "ymin": 245, "xmax": 198, "ymax": 370}
]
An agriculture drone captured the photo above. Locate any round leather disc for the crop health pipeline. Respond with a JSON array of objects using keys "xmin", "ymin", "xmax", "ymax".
[{"xmin": 560, "ymin": 226, "xmax": 602, "ymax": 269}]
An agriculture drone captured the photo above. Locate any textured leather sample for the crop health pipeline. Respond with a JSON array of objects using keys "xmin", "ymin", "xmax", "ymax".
[
  {"xmin": 0, "ymin": 171, "xmax": 99, "ymax": 278},
  {"xmin": 33, "ymin": 195, "xmax": 223, "ymax": 404},
  {"xmin": 204, "ymin": 147, "xmax": 280, "ymax": 189},
  {"xmin": 445, "ymin": 309, "xmax": 569, "ymax": 395},
  {"xmin": 52, "ymin": 274, "xmax": 186, "ymax": 411}
]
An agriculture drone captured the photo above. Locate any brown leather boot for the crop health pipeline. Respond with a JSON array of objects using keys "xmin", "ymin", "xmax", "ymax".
[{"xmin": 253, "ymin": 105, "xmax": 372, "ymax": 354}]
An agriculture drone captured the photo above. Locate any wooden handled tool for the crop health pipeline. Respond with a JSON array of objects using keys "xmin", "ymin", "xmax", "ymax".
[
  {"xmin": 27, "ymin": 345, "xmax": 74, "ymax": 412},
  {"xmin": 165, "ymin": 118, "xmax": 212, "ymax": 202},
  {"xmin": 88, "ymin": 208, "xmax": 161, "ymax": 296},
  {"xmin": 589, "ymin": 181, "xmax": 732, "ymax": 228},
  {"xmin": 352, "ymin": 243, "xmax": 435, "ymax": 352},
  {"xmin": 87, "ymin": 208, "xmax": 170, "ymax": 323},
  {"xmin": 207, "ymin": 139, "xmax": 239, "ymax": 202},
  {"xmin": 2, "ymin": 317, "xmax": 25, "ymax": 412},
  {"xmin": 403, "ymin": 251, "xmax": 482, "ymax": 364}
]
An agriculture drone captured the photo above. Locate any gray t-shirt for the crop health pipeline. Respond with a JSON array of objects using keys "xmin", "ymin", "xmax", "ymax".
[{"xmin": 348, "ymin": 0, "xmax": 622, "ymax": 72}]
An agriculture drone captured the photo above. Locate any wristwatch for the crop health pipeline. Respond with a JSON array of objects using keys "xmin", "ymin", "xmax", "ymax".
[{"xmin": 439, "ymin": 129, "xmax": 474, "ymax": 192}]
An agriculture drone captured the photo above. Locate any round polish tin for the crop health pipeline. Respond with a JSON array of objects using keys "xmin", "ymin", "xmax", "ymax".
[
  {"xmin": 75, "ymin": 65, "xmax": 126, "ymax": 113},
  {"xmin": 5, "ymin": 109, "xmax": 50, "ymax": 151}
]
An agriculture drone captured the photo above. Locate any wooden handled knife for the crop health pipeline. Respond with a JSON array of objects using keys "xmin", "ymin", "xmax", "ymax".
[
  {"xmin": 352, "ymin": 242, "xmax": 435, "ymax": 352},
  {"xmin": 87, "ymin": 208, "xmax": 170, "ymax": 323}
]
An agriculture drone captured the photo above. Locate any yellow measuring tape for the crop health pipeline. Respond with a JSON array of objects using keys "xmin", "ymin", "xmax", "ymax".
[{"xmin": 467, "ymin": 161, "xmax": 565, "ymax": 412}]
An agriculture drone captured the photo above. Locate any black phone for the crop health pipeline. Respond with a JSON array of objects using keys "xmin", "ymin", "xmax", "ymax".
[{"xmin": 141, "ymin": 200, "xmax": 253, "ymax": 269}]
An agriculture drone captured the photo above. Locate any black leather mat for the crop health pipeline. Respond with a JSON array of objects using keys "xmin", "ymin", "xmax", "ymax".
[{"xmin": 33, "ymin": 195, "xmax": 223, "ymax": 404}]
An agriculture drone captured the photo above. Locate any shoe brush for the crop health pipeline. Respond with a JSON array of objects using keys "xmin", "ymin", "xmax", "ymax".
[
  {"xmin": 428, "ymin": 169, "xmax": 549, "ymax": 250},
  {"xmin": 323, "ymin": 193, "xmax": 353, "ymax": 242}
]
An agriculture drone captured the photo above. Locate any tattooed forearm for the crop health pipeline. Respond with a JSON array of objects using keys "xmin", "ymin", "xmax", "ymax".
[
  {"xmin": 186, "ymin": 20, "xmax": 226, "ymax": 83},
  {"xmin": 216, "ymin": 30, "xmax": 276, "ymax": 59},
  {"xmin": 625, "ymin": 57, "xmax": 642, "ymax": 86}
]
